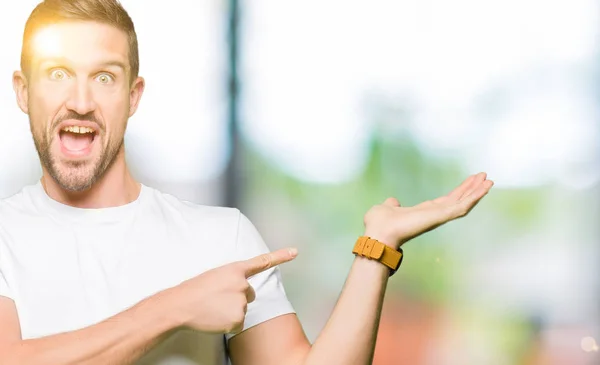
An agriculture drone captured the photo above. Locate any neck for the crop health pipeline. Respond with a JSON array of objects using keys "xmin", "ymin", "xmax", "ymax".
[{"xmin": 41, "ymin": 147, "xmax": 141, "ymax": 209}]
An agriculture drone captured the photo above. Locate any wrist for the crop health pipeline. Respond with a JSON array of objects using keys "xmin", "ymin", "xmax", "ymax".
[
  {"xmin": 352, "ymin": 254, "xmax": 390, "ymax": 277},
  {"xmin": 362, "ymin": 230, "xmax": 398, "ymax": 249},
  {"xmin": 150, "ymin": 287, "xmax": 186, "ymax": 330},
  {"xmin": 353, "ymin": 236, "xmax": 404, "ymax": 276}
]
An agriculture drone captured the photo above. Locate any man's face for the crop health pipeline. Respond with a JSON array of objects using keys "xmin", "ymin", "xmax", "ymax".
[{"xmin": 14, "ymin": 21, "xmax": 143, "ymax": 192}]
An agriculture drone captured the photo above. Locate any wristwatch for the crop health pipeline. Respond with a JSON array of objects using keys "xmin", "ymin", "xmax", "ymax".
[{"xmin": 352, "ymin": 236, "xmax": 403, "ymax": 276}]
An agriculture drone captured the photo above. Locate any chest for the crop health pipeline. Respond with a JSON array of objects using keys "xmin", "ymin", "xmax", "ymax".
[{"xmin": 1, "ymin": 215, "xmax": 232, "ymax": 357}]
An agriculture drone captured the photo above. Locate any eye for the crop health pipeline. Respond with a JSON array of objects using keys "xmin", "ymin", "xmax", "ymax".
[
  {"xmin": 95, "ymin": 73, "xmax": 114, "ymax": 84},
  {"xmin": 49, "ymin": 69, "xmax": 68, "ymax": 81}
]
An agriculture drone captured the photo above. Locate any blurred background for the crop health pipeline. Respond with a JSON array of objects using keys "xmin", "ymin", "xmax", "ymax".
[{"xmin": 1, "ymin": 0, "xmax": 600, "ymax": 364}]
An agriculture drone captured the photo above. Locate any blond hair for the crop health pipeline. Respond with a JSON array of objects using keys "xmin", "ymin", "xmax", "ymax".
[{"xmin": 21, "ymin": 0, "xmax": 139, "ymax": 81}]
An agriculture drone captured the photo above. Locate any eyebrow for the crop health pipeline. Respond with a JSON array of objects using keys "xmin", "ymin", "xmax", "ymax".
[
  {"xmin": 99, "ymin": 60, "xmax": 128, "ymax": 71},
  {"xmin": 36, "ymin": 57, "xmax": 128, "ymax": 72}
]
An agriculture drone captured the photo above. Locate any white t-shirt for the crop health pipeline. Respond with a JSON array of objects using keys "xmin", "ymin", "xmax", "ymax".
[{"xmin": 0, "ymin": 182, "xmax": 295, "ymax": 365}]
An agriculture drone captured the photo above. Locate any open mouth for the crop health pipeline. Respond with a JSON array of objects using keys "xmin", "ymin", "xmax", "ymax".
[{"xmin": 59, "ymin": 126, "xmax": 98, "ymax": 155}]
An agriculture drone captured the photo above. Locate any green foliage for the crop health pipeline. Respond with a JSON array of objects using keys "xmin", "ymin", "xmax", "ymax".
[
  {"xmin": 241, "ymin": 119, "xmax": 546, "ymax": 304},
  {"xmin": 244, "ymin": 135, "xmax": 465, "ymax": 301}
]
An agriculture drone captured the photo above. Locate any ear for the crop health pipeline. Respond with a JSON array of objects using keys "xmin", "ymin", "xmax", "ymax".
[
  {"xmin": 13, "ymin": 71, "xmax": 29, "ymax": 114},
  {"xmin": 128, "ymin": 76, "xmax": 145, "ymax": 117}
]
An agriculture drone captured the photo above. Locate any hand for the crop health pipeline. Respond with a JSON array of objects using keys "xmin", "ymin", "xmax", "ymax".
[
  {"xmin": 165, "ymin": 248, "xmax": 298, "ymax": 334},
  {"xmin": 363, "ymin": 172, "xmax": 494, "ymax": 249}
]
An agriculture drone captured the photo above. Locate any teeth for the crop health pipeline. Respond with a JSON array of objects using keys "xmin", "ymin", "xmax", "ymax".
[{"xmin": 62, "ymin": 126, "xmax": 95, "ymax": 134}]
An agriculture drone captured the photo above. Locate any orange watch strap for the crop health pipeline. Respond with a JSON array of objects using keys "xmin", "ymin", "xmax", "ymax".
[{"xmin": 352, "ymin": 236, "xmax": 403, "ymax": 276}]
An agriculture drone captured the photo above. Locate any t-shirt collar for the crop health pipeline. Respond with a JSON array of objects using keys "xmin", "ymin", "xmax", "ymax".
[{"xmin": 31, "ymin": 180, "xmax": 146, "ymax": 223}]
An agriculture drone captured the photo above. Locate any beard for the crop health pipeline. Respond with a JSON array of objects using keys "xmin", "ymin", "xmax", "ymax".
[{"xmin": 30, "ymin": 113, "xmax": 124, "ymax": 192}]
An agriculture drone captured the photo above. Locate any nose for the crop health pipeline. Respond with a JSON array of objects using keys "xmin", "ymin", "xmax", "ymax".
[{"xmin": 64, "ymin": 79, "xmax": 97, "ymax": 115}]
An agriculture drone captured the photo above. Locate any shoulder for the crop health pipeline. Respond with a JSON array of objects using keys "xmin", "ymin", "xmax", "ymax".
[
  {"xmin": 141, "ymin": 186, "xmax": 269, "ymax": 254},
  {"xmin": 0, "ymin": 184, "xmax": 40, "ymax": 218},
  {"xmin": 0, "ymin": 184, "xmax": 41, "ymax": 253},
  {"xmin": 141, "ymin": 184, "xmax": 244, "ymax": 230},
  {"xmin": 141, "ymin": 186, "xmax": 268, "ymax": 261}
]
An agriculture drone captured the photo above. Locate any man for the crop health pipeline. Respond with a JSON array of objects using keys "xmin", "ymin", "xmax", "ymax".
[{"xmin": 0, "ymin": 0, "xmax": 494, "ymax": 364}]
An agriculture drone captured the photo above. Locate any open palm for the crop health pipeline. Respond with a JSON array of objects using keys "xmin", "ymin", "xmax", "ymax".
[{"xmin": 363, "ymin": 172, "xmax": 494, "ymax": 249}]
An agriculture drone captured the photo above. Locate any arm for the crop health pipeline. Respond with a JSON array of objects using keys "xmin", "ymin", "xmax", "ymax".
[
  {"xmin": 228, "ymin": 256, "xmax": 388, "ymax": 365},
  {"xmin": 0, "ymin": 247, "xmax": 298, "ymax": 365},
  {"xmin": 229, "ymin": 172, "xmax": 494, "ymax": 365},
  {"xmin": 0, "ymin": 291, "xmax": 177, "ymax": 365}
]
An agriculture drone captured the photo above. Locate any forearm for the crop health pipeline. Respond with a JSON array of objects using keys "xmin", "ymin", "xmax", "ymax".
[
  {"xmin": 302, "ymin": 253, "xmax": 390, "ymax": 365},
  {"xmin": 291, "ymin": 174, "xmax": 491, "ymax": 365},
  {"xmin": 2, "ymin": 290, "xmax": 178, "ymax": 365}
]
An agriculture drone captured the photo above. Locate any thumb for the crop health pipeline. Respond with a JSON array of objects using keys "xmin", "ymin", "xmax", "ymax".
[
  {"xmin": 383, "ymin": 197, "xmax": 401, "ymax": 207},
  {"xmin": 243, "ymin": 248, "xmax": 298, "ymax": 278}
]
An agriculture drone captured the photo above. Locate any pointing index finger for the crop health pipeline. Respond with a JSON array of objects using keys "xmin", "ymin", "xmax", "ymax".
[{"xmin": 244, "ymin": 248, "xmax": 298, "ymax": 278}]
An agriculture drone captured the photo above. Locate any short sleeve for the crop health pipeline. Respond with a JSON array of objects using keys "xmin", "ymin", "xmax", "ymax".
[
  {"xmin": 225, "ymin": 212, "xmax": 296, "ymax": 341},
  {"xmin": 0, "ymin": 268, "xmax": 11, "ymax": 299}
]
